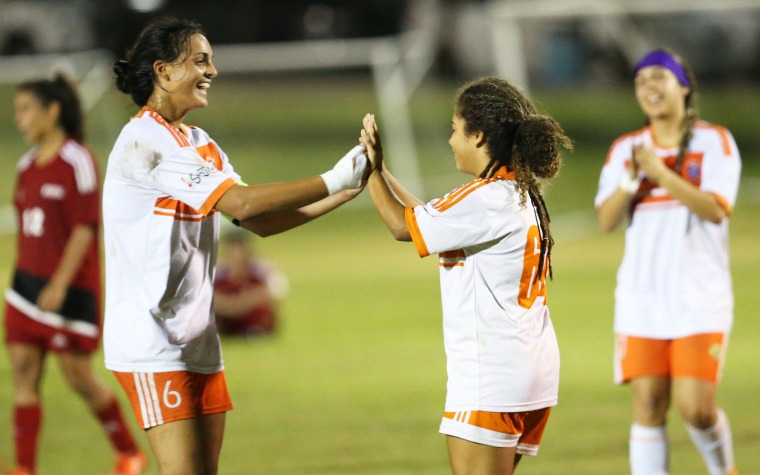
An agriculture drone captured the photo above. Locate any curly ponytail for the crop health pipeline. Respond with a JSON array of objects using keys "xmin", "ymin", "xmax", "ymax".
[{"xmin": 455, "ymin": 76, "xmax": 572, "ymax": 279}]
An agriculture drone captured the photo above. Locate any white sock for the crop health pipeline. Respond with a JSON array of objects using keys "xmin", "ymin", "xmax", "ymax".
[
  {"xmin": 686, "ymin": 408, "xmax": 735, "ymax": 475},
  {"xmin": 630, "ymin": 424, "xmax": 668, "ymax": 475}
]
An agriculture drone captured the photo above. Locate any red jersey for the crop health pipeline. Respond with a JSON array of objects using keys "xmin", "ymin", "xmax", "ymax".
[
  {"xmin": 13, "ymin": 138, "xmax": 101, "ymax": 293},
  {"xmin": 213, "ymin": 262, "xmax": 277, "ymax": 335}
]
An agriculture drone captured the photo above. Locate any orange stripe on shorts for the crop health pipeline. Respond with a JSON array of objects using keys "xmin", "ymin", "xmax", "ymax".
[{"xmin": 113, "ymin": 370, "xmax": 233, "ymax": 429}]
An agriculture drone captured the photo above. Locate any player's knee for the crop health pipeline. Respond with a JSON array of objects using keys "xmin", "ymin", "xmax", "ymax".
[
  {"xmin": 678, "ymin": 404, "xmax": 715, "ymax": 429},
  {"xmin": 64, "ymin": 373, "xmax": 90, "ymax": 396},
  {"xmin": 632, "ymin": 397, "xmax": 669, "ymax": 425},
  {"xmin": 62, "ymin": 369, "xmax": 102, "ymax": 401}
]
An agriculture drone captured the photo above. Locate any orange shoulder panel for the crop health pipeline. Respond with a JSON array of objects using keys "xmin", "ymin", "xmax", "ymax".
[{"xmin": 405, "ymin": 206, "xmax": 430, "ymax": 258}]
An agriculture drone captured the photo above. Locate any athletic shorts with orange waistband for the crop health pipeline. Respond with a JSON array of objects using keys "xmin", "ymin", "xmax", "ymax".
[
  {"xmin": 440, "ymin": 407, "xmax": 552, "ymax": 455},
  {"xmin": 113, "ymin": 370, "xmax": 233, "ymax": 429},
  {"xmin": 614, "ymin": 333, "xmax": 727, "ymax": 384}
]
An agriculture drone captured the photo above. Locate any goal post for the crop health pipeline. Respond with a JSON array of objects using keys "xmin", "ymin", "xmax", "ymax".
[
  {"xmin": 489, "ymin": 0, "xmax": 760, "ymax": 92},
  {"xmin": 0, "ymin": 0, "xmax": 443, "ymax": 199}
]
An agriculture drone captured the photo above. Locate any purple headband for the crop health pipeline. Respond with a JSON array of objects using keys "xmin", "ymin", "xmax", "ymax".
[{"xmin": 634, "ymin": 50, "xmax": 690, "ymax": 88}]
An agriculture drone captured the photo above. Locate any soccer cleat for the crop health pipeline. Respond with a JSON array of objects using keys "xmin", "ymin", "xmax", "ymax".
[{"xmin": 111, "ymin": 450, "xmax": 148, "ymax": 475}]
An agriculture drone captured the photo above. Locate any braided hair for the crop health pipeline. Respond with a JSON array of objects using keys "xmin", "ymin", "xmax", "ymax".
[
  {"xmin": 669, "ymin": 50, "xmax": 699, "ymax": 175},
  {"xmin": 454, "ymin": 76, "xmax": 572, "ymax": 279},
  {"xmin": 17, "ymin": 74, "xmax": 84, "ymax": 142},
  {"xmin": 114, "ymin": 17, "xmax": 204, "ymax": 107}
]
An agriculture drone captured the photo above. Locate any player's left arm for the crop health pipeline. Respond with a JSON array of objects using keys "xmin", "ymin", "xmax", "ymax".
[
  {"xmin": 367, "ymin": 170, "xmax": 412, "ymax": 241},
  {"xmin": 360, "ymin": 113, "xmax": 413, "ymax": 241},
  {"xmin": 236, "ymin": 188, "xmax": 361, "ymax": 237},
  {"xmin": 37, "ymin": 224, "xmax": 95, "ymax": 312}
]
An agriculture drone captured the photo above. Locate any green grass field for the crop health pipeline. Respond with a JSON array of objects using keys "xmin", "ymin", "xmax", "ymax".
[{"xmin": 0, "ymin": 74, "xmax": 758, "ymax": 474}]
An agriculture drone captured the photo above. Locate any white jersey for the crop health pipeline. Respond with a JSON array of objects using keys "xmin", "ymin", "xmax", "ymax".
[
  {"xmin": 102, "ymin": 107, "xmax": 238, "ymax": 373},
  {"xmin": 595, "ymin": 122, "xmax": 741, "ymax": 338},
  {"xmin": 406, "ymin": 167, "xmax": 560, "ymax": 412}
]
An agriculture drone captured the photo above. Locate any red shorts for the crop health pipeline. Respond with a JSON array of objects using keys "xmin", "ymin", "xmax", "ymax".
[
  {"xmin": 4, "ymin": 301, "xmax": 99, "ymax": 353},
  {"xmin": 440, "ymin": 408, "xmax": 552, "ymax": 455},
  {"xmin": 615, "ymin": 333, "xmax": 726, "ymax": 384},
  {"xmin": 113, "ymin": 370, "xmax": 233, "ymax": 429}
]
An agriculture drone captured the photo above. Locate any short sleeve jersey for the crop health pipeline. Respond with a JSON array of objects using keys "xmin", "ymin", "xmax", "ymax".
[
  {"xmin": 405, "ymin": 167, "xmax": 560, "ymax": 412},
  {"xmin": 5, "ymin": 139, "xmax": 101, "ymax": 335},
  {"xmin": 102, "ymin": 107, "xmax": 238, "ymax": 373},
  {"xmin": 12, "ymin": 139, "xmax": 101, "ymax": 289},
  {"xmin": 594, "ymin": 122, "xmax": 741, "ymax": 338}
]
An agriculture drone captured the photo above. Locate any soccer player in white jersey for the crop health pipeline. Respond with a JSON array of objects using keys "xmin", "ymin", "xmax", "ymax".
[
  {"xmin": 5, "ymin": 75, "xmax": 146, "ymax": 475},
  {"xmin": 359, "ymin": 76, "xmax": 571, "ymax": 474},
  {"xmin": 105, "ymin": 17, "xmax": 368, "ymax": 475},
  {"xmin": 595, "ymin": 49, "xmax": 740, "ymax": 475}
]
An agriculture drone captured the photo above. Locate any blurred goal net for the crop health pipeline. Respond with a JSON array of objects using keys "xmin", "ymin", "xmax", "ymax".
[
  {"xmin": 0, "ymin": 0, "xmax": 442, "ymax": 198},
  {"xmin": 489, "ymin": 0, "xmax": 760, "ymax": 92}
]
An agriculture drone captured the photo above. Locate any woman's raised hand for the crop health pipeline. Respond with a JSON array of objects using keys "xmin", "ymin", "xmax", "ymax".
[{"xmin": 360, "ymin": 113, "xmax": 383, "ymax": 172}]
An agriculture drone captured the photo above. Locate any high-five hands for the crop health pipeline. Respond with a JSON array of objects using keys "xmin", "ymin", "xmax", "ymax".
[
  {"xmin": 360, "ymin": 113, "xmax": 383, "ymax": 173},
  {"xmin": 320, "ymin": 144, "xmax": 368, "ymax": 195}
]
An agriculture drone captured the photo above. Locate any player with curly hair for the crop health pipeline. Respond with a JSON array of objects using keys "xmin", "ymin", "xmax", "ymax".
[{"xmin": 360, "ymin": 76, "xmax": 572, "ymax": 474}]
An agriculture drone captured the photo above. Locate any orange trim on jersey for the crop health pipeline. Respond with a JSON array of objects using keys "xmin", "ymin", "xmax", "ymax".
[
  {"xmin": 638, "ymin": 189, "xmax": 727, "ymax": 212},
  {"xmin": 605, "ymin": 127, "xmax": 649, "ymax": 164},
  {"xmin": 154, "ymin": 197, "xmax": 205, "ymax": 221},
  {"xmin": 405, "ymin": 206, "xmax": 429, "ymax": 258},
  {"xmin": 195, "ymin": 142, "xmax": 224, "ymax": 170},
  {"xmin": 439, "ymin": 250, "xmax": 465, "ymax": 268},
  {"xmin": 198, "ymin": 177, "xmax": 236, "ymax": 216},
  {"xmin": 135, "ymin": 106, "xmax": 191, "ymax": 148},
  {"xmin": 695, "ymin": 121, "xmax": 732, "ymax": 156},
  {"xmin": 638, "ymin": 194, "xmax": 677, "ymax": 205},
  {"xmin": 492, "ymin": 166, "xmax": 516, "ymax": 181},
  {"xmin": 710, "ymin": 192, "xmax": 732, "ymax": 216},
  {"xmin": 434, "ymin": 180, "xmax": 487, "ymax": 212},
  {"xmin": 434, "ymin": 167, "xmax": 514, "ymax": 213},
  {"xmin": 518, "ymin": 225, "xmax": 547, "ymax": 309},
  {"xmin": 434, "ymin": 180, "xmax": 490, "ymax": 213}
]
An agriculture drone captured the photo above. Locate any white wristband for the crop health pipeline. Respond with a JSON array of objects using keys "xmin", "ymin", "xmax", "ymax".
[
  {"xmin": 619, "ymin": 173, "xmax": 641, "ymax": 194},
  {"xmin": 320, "ymin": 170, "xmax": 341, "ymax": 195},
  {"xmin": 321, "ymin": 145, "xmax": 367, "ymax": 195}
]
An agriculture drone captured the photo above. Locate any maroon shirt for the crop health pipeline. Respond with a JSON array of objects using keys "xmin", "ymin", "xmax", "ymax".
[{"xmin": 13, "ymin": 138, "xmax": 101, "ymax": 295}]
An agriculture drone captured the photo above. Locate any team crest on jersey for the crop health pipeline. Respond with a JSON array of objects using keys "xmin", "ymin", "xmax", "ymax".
[
  {"xmin": 681, "ymin": 152, "xmax": 703, "ymax": 184},
  {"xmin": 181, "ymin": 165, "xmax": 215, "ymax": 188},
  {"xmin": 686, "ymin": 161, "xmax": 701, "ymax": 181},
  {"xmin": 40, "ymin": 183, "xmax": 65, "ymax": 200}
]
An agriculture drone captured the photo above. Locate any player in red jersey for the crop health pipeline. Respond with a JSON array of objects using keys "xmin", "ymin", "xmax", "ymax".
[
  {"xmin": 4, "ymin": 75, "xmax": 147, "ymax": 475},
  {"xmin": 214, "ymin": 231, "xmax": 287, "ymax": 337}
]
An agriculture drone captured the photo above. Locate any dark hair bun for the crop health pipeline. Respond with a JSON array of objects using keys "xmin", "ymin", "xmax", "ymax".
[{"xmin": 113, "ymin": 59, "xmax": 131, "ymax": 94}]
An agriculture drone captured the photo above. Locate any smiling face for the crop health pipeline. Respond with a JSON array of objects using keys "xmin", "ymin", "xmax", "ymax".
[
  {"xmin": 449, "ymin": 113, "xmax": 488, "ymax": 176},
  {"xmin": 634, "ymin": 65, "xmax": 689, "ymax": 123},
  {"xmin": 151, "ymin": 33, "xmax": 217, "ymax": 124},
  {"xmin": 14, "ymin": 90, "xmax": 59, "ymax": 145}
]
